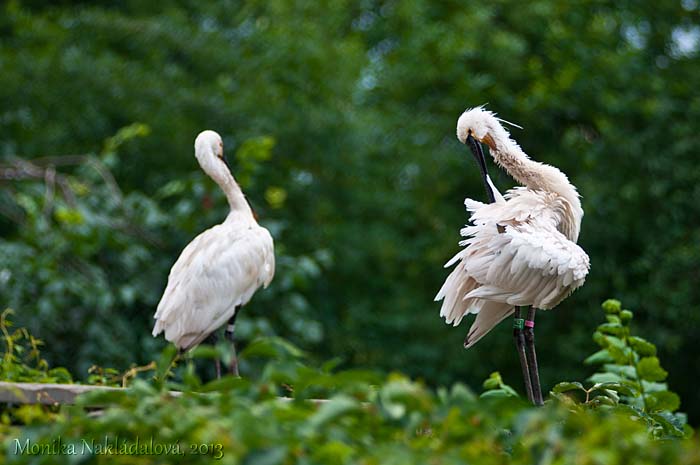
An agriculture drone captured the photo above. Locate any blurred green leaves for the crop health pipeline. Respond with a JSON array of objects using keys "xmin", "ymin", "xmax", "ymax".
[
  {"xmin": 234, "ymin": 136, "xmax": 276, "ymax": 191},
  {"xmin": 480, "ymin": 371, "xmax": 518, "ymax": 399},
  {"xmin": 2, "ymin": 311, "xmax": 699, "ymax": 464}
]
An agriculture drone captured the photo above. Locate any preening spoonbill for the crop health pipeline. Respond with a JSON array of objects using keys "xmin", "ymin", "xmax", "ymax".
[
  {"xmin": 435, "ymin": 107, "xmax": 590, "ymax": 405},
  {"xmin": 152, "ymin": 130, "xmax": 275, "ymax": 376}
]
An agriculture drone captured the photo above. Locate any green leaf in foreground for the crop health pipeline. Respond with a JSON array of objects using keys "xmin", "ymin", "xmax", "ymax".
[
  {"xmin": 552, "ymin": 381, "xmax": 585, "ymax": 393},
  {"xmin": 637, "ymin": 357, "xmax": 668, "ymax": 382}
]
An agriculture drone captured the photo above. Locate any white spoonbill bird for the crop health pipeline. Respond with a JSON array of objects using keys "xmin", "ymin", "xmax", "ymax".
[
  {"xmin": 435, "ymin": 107, "xmax": 590, "ymax": 405},
  {"xmin": 152, "ymin": 130, "xmax": 275, "ymax": 376}
]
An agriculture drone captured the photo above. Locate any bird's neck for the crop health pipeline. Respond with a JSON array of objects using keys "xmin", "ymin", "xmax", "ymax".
[
  {"xmin": 214, "ymin": 170, "xmax": 255, "ymax": 220},
  {"xmin": 488, "ymin": 133, "xmax": 583, "ymax": 240}
]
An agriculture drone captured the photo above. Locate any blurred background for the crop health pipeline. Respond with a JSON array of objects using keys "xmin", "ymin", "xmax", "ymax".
[{"xmin": 1, "ymin": 1, "xmax": 699, "ymax": 422}]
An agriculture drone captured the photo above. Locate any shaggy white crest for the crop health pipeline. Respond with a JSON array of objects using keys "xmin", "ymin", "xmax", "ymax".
[
  {"xmin": 436, "ymin": 107, "xmax": 590, "ymax": 348},
  {"xmin": 456, "ymin": 106, "xmax": 522, "ymax": 145},
  {"xmin": 152, "ymin": 130, "xmax": 275, "ymax": 351}
]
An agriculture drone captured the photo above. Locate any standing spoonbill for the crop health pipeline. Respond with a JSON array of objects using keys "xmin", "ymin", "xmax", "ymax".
[
  {"xmin": 152, "ymin": 130, "xmax": 275, "ymax": 376},
  {"xmin": 435, "ymin": 107, "xmax": 590, "ymax": 405}
]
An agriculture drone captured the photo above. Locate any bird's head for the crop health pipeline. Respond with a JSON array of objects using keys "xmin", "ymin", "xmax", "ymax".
[
  {"xmin": 195, "ymin": 130, "xmax": 230, "ymax": 171},
  {"xmin": 456, "ymin": 106, "xmax": 501, "ymax": 149}
]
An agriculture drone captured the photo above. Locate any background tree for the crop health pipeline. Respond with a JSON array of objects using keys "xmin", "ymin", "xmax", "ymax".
[{"xmin": 1, "ymin": 0, "xmax": 698, "ymax": 421}]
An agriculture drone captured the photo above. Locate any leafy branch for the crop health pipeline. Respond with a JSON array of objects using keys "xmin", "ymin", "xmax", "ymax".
[
  {"xmin": 553, "ymin": 299, "xmax": 689, "ymax": 438},
  {"xmin": 0, "ymin": 309, "xmax": 72, "ymax": 384}
]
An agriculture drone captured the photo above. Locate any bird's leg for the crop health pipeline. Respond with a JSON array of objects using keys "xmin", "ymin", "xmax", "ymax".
[
  {"xmin": 513, "ymin": 306, "xmax": 534, "ymax": 403},
  {"xmin": 523, "ymin": 307, "xmax": 544, "ymax": 406},
  {"xmin": 224, "ymin": 307, "xmax": 241, "ymax": 376},
  {"xmin": 204, "ymin": 332, "xmax": 222, "ymax": 379}
]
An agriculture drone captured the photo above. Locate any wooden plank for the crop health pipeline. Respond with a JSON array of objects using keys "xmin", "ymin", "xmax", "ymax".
[
  {"xmin": 0, "ymin": 381, "xmax": 327, "ymax": 406},
  {"xmin": 0, "ymin": 382, "xmax": 123, "ymax": 405}
]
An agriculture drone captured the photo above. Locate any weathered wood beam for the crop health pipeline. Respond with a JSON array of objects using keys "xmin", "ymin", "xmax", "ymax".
[
  {"xmin": 0, "ymin": 382, "xmax": 327, "ymax": 406},
  {"xmin": 0, "ymin": 382, "xmax": 125, "ymax": 405}
]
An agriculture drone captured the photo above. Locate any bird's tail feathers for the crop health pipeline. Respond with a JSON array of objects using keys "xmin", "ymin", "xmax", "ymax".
[
  {"xmin": 464, "ymin": 301, "xmax": 514, "ymax": 348},
  {"xmin": 152, "ymin": 321, "xmax": 163, "ymax": 337},
  {"xmin": 436, "ymin": 263, "xmax": 515, "ymax": 347},
  {"xmin": 435, "ymin": 266, "xmax": 480, "ymax": 326}
]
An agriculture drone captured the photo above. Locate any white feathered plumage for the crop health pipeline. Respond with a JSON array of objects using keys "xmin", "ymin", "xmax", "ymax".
[
  {"xmin": 152, "ymin": 130, "xmax": 275, "ymax": 350},
  {"xmin": 436, "ymin": 107, "xmax": 590, "ymax": 347}
]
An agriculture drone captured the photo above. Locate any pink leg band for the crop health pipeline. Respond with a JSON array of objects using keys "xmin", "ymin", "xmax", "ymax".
[{"xmin": 524, "ymin": 320, "xmax": 535, "ymax": 328}]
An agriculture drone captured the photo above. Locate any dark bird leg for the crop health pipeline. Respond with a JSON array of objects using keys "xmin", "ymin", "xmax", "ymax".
[
  {"xmin": 205, "ymin": 332, "xmax": 222, "ymax": 379},
  {"xmin": 524, "ymin": 307, "xmax": 544, "ymax": 406},
  {"xmin": 513, "ymin": 306, "xmax": 534, "ymax": 403},
  {"xmin": 204, "ymin": 332, "xmax": 222, "ymax": 379},
  {"xmin": 224, "ymin": 307, "xmax": 241, "ymax": 376}
]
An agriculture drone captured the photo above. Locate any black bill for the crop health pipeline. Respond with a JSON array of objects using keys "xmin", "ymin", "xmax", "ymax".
[{"xmin": 466, "ymin": 133, "xmax": 496, "ymax": 204}]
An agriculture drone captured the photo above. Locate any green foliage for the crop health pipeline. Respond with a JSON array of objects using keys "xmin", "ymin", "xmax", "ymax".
[
  {"xmin": 1, "ymin": 335, "xmax": 699, "ymax": 464},
  {"xmin": 480, "ymin": 371, "xmax": 518, "ymax": 399},
  {"xmin": 0, "ymin": 309, "xmax": 71, "ymax": 384},
  {"xmin": 2, "ymin": 303, "xmax": 700, "ymax": 463},
  {"xmin": 0, "ymin": 310, "xmax": 72, "ymax": 427},
  {"xmin": 1, "ymin": 0, "xmax": 700, "ymax": 422},
  {"xmin": 0, "ymin": 140, "xmax": 173, "ymax": 374},
  {"xmin": 553, "ymin": 299, "xmax": 689, "ymax": 439}
]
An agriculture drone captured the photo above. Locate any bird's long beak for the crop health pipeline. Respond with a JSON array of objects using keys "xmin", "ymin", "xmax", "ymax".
[
  {"xmin": 466, "ymin": 134, "xmax": 487, "ymax": 176},
  {"xmin": 222, "ymin": 153, "xmax": 231, "ymax": 170},
  {"xmin": 466, "ymin": 133, "xmax": 496, "ymax": 203}
]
